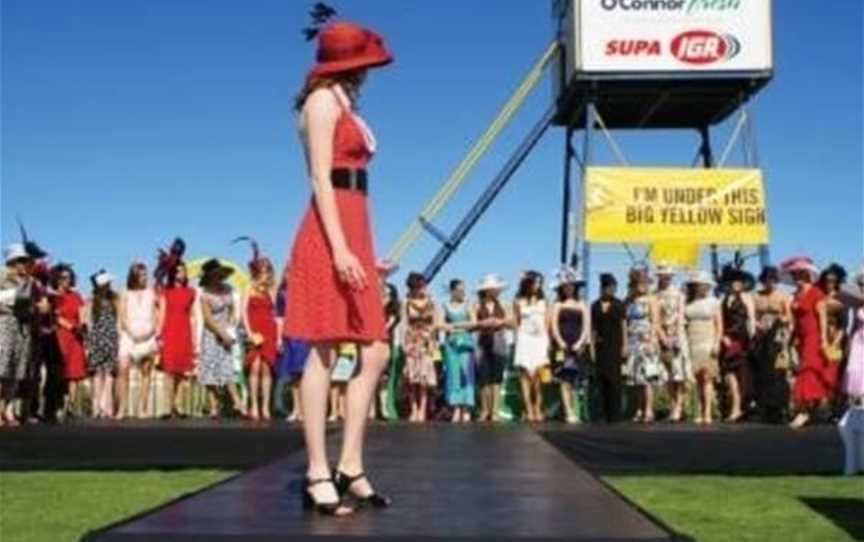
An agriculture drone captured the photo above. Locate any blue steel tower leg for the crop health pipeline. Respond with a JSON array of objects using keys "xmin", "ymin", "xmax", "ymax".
[
  {"xmin": 699, "ymin": 125, "xmax": 721, "ymax": 279},
  {"xmin": 579, "ymin": 101, "xmax": 595, "ymax": 298},
  {"xmin": 561, "ymin": 127, "xmax": 574, "ymax": 265}
]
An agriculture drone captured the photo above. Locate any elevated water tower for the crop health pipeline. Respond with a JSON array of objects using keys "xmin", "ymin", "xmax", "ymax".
[
  {"xmin": 398, "ymin": 1, "xmax": 774, "ymax": 284},
  {"xmin": 553, "ymin": 0, "xmax": 774, "ymax": 282}
]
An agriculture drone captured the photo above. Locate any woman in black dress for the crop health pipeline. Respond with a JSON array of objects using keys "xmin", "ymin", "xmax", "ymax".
[
  {"xmin": 720, "ymin": 265, "xmax": 756, "ymax": 422},
  {"xmin": 550, "ymin": 268, "xmax": 589, "ymax": 423},
  {"xmin": 591, "ymin": 273, "xmax": 627, "ymax": 423}
]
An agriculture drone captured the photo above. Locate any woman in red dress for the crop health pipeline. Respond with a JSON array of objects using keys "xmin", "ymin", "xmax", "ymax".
[
  {"xmin": 240, "ymin": 239, "xmax": 278, "ymax": 422},
  {"xmin": 157, "ymin": 258, "xmax": 197, "ymax": 419},
  {"xmin": 52, "ymin": 264, "xmax": 87, "ymax": 417},
  {"xmin": 284, "ymin": 16, "xmax": 393, "ymax": 516},
  {"xmin": 784, "ymin": 257, "xmax": 835, "ymax": 428}
]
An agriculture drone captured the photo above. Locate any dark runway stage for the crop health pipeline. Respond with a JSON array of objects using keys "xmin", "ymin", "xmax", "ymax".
[{"xmin": 0, "ymin": 421, "xmax": 843, "ymax": 541}]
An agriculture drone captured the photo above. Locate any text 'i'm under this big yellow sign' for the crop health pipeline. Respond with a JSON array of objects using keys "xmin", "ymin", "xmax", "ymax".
[{"xmin": 584, "ymin": 167, "xmax": 769, "ymax": 244}]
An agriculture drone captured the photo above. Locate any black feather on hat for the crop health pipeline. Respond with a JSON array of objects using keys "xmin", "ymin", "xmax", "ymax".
[
  {"xmin": 720, "ymin": 263, "xmax": 755, "ymax": 287},
  {"xmin": 18, "ymin": 219, "xmax": 48, "ymax": 260},
  {"xmin": 232, "ymin": 236, "xmax": 271, "ymax": 277},
  {"xmin": 154, "ymin": 237, "xmax": 186, "ymax": 286}
]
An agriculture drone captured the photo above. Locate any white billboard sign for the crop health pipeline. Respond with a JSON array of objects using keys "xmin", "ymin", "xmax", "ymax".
[{"xmin": 567, "ymin": 0, "xmax": 773, "ymax": 74}]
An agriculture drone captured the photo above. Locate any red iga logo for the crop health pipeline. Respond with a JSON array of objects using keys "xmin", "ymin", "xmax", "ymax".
[
  {"xmin": 671, "ymin": 30, "xmax": 741, "ymax": 64},
  {"xmin": 605, "ymin": 39, "xmax": 662, "ymax": 56}
]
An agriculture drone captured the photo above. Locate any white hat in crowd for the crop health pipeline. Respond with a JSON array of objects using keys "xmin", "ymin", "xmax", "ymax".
[
  {"xmin": 92, "ymin": 270, "xmax": 114, "ymax": 287},
  {"xmin": 4, "ymin": 243, "xmax": 30, "ymax": 265},
  {"xmin": 477, "ymin": 273, "xmax": 508, "ymax": 292},
  {"xmin": 686, "ymin": 269, "xmax": 716, "ymax": 287},
  {"xmin": 655, "ymin": 263, "xmax": 677, "ymax": 276}
]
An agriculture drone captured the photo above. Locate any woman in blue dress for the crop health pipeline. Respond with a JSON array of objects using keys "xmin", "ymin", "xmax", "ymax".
[{"xmin": 442, "ymin": 279, "xmax": 476, "ymax": 423}]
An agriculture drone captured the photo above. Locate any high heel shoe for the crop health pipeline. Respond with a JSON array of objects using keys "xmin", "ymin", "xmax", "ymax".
[
  {"xmin": 302, "ymin": 477, "xmax": 352, "ymax": 516},
  {"xmin": 334, "ymin": 470, "xmax": 392, "ymax": 508}
]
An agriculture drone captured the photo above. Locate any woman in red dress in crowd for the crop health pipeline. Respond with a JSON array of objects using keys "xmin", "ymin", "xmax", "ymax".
[
  {"xmin": 52, "ymin": 264, "xmax": 87, "ymax": 418},
  {"xmin": 284, "ymin": 14, "xmax": 393, "ymax": 516},
  {"xmin": 156, "ymin": 243, "xmax": 198, "ymax": 420},
  {"xmin": 240, "ymin": 238, "xmax": 278, "ymax": 422},
  {"xmin": 784, "ymin": 256, "xmax": 835, "ymax": 428}
]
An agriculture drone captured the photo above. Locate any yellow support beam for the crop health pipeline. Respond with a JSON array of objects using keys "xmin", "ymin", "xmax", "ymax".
[{"xmin": 387, "ymin": 41, "xmax": 560, "ymax": 264}]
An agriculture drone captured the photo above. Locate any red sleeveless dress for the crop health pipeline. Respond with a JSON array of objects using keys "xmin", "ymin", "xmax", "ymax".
[
  {"xmin": 246, "ymin": 292, "xmax": 278, "ymax": 366},
  {"xmin": 792, "ymin": 285, "xmax": 837, "ymax": 403},
  {"xmin": 283, "ymin": 91, "xmax": 388, "ymax": 343},
  {"xmin": 56, "ymin": 291, "xmax": 87, "ymax": 381},
  {"xmin": 160, "ymin": 286, "xmax": 196, "ymax": 375}
]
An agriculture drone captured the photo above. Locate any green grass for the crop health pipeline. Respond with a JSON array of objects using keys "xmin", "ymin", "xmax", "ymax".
[
  {"xmin": 0, "ymin": 470, "xmax": 234, "ymax": 542},
  {"xmin": 606, "ymin": 475, "xmax": 864, "ymax": 542}
]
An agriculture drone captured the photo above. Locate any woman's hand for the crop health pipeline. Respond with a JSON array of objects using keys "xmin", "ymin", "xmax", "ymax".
[
  {"xmin": 218, "ymin": 330, "xmax": 235, "ymax": 348},
  {"xmin": 334, "ymin": 248, "xmax": 368, "ymax": 291}
]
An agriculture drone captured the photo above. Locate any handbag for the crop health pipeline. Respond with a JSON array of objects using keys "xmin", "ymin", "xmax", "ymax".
[{"xmin": 129, "ymin": 337, "xmax": 158, "ymax": 363}]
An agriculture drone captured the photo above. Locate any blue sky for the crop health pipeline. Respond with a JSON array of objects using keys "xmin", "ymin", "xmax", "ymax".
[{"xmin": 2, "ymin": 1, "xmax": 862, "ymax": 296}]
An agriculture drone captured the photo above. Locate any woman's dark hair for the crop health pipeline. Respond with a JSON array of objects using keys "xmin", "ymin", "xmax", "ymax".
[
  {"xmin": 556, "ymin": 282, "xmax": 580, "ymax": 302},
  {"xmin": 295, "ymin": 71, "xmax": 364, "ymax": 112},
  {"xmin": 385, "ymin": 283, "xmax": 400, "ymax": 321},
  {"xmin": 477, "ymin": 290, "xmax": 506, "ymax": 320},
  {"xmin": 517, "ymin": 271, "xmax": 545, "ymax": 301},
  {"xmin": 449, "ymin": 279, "xmax": 463, "ymax": 292},
  {"xmin": 91, "ymin": 283, "xmax": 117, "ymax": 323},
  {"xmin": 127, "ymin": 262, "xmax": 148, "ymax": 290},
  {"xmin": 50, "ymin": 264, "xmax": 76, "ymax": 289},
  {"xmin": 685, "ymin": 283, "xmax": 701, "ymax": 304},
  {"xmin": 819, "ymin": 263, "xmax": 847, "ymax": 291},
  {"xmin": 406, "ymin": 272, "xmax": 426, "ymax": 297},
  {"xmin": 166, "ymin": 262, "xmax": 188, "ymax": 288}
]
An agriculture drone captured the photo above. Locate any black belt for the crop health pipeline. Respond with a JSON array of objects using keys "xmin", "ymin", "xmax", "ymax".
[{"xmin": 332, "ymin": 168, "xmax": 368, "ymax": 193}]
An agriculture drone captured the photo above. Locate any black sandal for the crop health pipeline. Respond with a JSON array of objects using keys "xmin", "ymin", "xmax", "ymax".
[
  {"xmin": 334, "ymin": 470, "xmax": 392, "ymax": 508},
  {"xmin": 302, "ymin": 477, "xmax": 352, "ymax": 516}
]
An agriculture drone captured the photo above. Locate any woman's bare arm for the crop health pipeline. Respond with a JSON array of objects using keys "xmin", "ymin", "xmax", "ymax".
[{"xmin": 303, "ymin": 89, "xmax": 367, "ymax": 291}]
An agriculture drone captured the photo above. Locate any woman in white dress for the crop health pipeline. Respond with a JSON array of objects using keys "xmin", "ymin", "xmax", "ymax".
[
  {"xmin": 513, "ymin": 271, "xmax": 551, "ymax": 422},
  {"xmin": 684, "ymin": 270, "xmax": 723, "ymax": 424},
  {"xmin": 116, "ymin": 262, "xmax": 159, "ymax": 419}
]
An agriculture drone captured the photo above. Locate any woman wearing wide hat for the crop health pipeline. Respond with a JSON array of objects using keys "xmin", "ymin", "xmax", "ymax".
[
  {"xmin": 718, "ymin": 264, "xmax": 756, "ymax": 422},
  {"xmin": 0, "ymin": 244, "xmax": 36, "ymax": 426},
  {"xmin": 282, "ymin": 8, "xmax": 393, "ymax": 515},
  {"xmin": 198, "ymin": 259, "xmax": 246, "ymax": 419},
  {"xmin": 782, "ymin": 257, "xmax": 834, "ymax": 428},
  {"xmin": 549, "ymin": 267, "xmax": 589, "ymax": 424},
  {"xmin": 473, "ymin": 274, "xmax": 511, "ymax": 422}
]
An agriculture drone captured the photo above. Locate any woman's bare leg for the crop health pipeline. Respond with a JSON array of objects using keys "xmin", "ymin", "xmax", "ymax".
[
  {"xmin": 115, "ymin": 360, "xmax": 130, "ymax": 419},
  {"xmin": 138, "ymin": 359, "xmax": 153, "ymax": 418},
  {"xmin": 725, "ymin": 374, "xmax": 742, "ymax": 420},
  {"xmin": 532, "ymin": 374, "xmax": 544, "ymax": 422},
  {"xmin": 519, "ymin": 373, "xmax": 533, "ymax": 422},
  {"xmin": 643, "ymin": 385, "xmax": 655, "ymax": 422},
  {"xmin": 249, "ymin": 359, "xmax": 261, "ymax": 420},
  {"xmin": 561, "ymin": 381, "xmax": 576, "ymax": 422},
  {"xmin": 491, "ymin": 384, "xmax": 502, "ymax": 421},
  {"xmin": 261, "ymin": 364, "xmax": 273, "ymax": 421},
  {"xmin": 337, "ymin": 341, "xmax": 388, "ymax": 494}
]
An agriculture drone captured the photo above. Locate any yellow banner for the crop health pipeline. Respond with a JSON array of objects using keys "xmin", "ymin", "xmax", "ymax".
[
  {"xmin": 649, "ymin": 241, "xmax": 701, "ymax": 269},
  {"xmin": 585, "ymin": 167, "xmax": 769, "ymax": 244}
]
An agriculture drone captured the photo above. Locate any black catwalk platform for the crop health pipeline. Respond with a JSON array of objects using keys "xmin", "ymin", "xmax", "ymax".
[{"xmin": 80, "ymin": 425, "xmax": 684, "ymax": 542}]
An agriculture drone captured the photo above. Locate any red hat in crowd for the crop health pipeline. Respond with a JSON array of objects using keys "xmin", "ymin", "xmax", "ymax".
[{"xmin": 307, "ymin": 21, "xmax": 393, "ymax": 81}]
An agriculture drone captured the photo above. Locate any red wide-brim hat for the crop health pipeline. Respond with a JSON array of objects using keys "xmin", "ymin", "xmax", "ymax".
[{"xmin": 307, "ymin": 21, "xmax": 393, "ymax": 81}]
